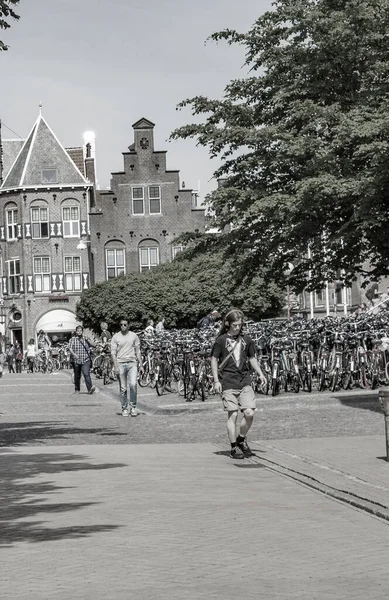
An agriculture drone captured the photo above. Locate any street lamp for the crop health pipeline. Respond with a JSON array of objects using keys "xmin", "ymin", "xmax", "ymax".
[
  {"xmin": 77, "ymin": 240, "xmax": 91, "ymax": 250},
  {"xmin": 285, "ymin": 262, "xmax": 294, "ymax": 320}
]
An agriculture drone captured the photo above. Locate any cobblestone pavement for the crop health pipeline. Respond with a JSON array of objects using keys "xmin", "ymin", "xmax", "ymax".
[
  {"xmin": 0, "ymin": 370, "xmax": 384, "ymax": 445},
  {"xmin": 1, "ymin": 371, "xmax": 389, "ymax": 599}
]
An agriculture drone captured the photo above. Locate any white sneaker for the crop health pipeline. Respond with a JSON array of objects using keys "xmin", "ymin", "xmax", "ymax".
[
  {"xmin": 130, "ymin": 407, "xmax": 138, "ymax": 417},
  {"xmin": 122, "ymin": 409, "xmax": 129, "ymax": 417}
]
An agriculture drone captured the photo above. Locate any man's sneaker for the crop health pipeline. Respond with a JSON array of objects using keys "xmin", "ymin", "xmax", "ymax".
[
  {"xmin": 88, "ymin": 386, "xmax": 96, "ymax": 395},
  {"xmin": 130, "ymin": 407, "xmax": 138, "ymax": 417},
  {"xmin": 237, "ymin": 438, "xmax": 254, "ymax": 457},
  {"xmin": 122, "ymin": 408, "xmax": 129, "ymax": 417},
  {"xmin": 230, "ymin": 446, "xmax": 245, "ymax": 460}
]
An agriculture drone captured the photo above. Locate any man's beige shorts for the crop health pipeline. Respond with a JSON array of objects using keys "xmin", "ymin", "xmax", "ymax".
[{"xmin": 222, "ymin": 385, "xmax": 256, "ymax": 412}]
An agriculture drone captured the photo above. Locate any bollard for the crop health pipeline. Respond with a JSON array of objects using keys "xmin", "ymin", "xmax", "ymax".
[{"xmin": 378, "ymin": 389, "xmax": 389, "ymax": 462}]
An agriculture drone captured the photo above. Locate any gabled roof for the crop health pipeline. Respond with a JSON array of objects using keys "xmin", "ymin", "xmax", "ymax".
[
  {"xmin": 1, "ymin": 139, "xmax": 25, "ymax": 181},
  {"xmin": 1, "ymin": 115, "xmax": 88, "ymax": 189},
  {"xmin": 132, "ymin": 117, "xmax": 155, "ymax": 130}
]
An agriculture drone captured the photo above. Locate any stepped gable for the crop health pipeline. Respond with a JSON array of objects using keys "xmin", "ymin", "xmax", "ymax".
[{"xmin": 1, "ymin": 115, "xmax": 88, "ymax": 189}]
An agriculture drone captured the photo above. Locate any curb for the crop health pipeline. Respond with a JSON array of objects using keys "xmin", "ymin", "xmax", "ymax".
[{"xmin": 214, "ymin": 442, "xmax": 389, "ymax": 523}]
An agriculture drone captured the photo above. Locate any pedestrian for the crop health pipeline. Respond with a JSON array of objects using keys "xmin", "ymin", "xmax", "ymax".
[
  {"xmin": 111, "ymin": 317, "xmax": 143, "ymax": 417},
  {"xmin": 144, "ymin": 319, "xmax": 154, "ymax": 334},
  {"xmin": 0, "ymin": 333, "xmax": 5, "ymax": 378},
  {"xmin": 14, "ymin": 341, "xmax": 23, "ymax": 373},
  {"xmin": 25, "ymin": 338, "xmax": 37, "ymax": 373},
  {"xmin": 37, "ymin": 329, "xmax": 51, "ymax": 351},
  {"xmin": 5, "ymin": 343, "xmax": 15, "ymax": 373},
  {"xmin": 211, "ymin": 308, "xmax": 267, "ymax": 460},
  {"xmin": 99, "ymin": 321, "xmax": 112, "ymax": 344},
  {"xmin": 197, "ymin": 309, "xmax": 220, "ymax": 329},
  {"xmin": 68, "ymin": 325, "xmax": 96, "ymax": 394},
  {"xmin": 155, "ymin": 317, "xmax": 165, "ymax": 333}
]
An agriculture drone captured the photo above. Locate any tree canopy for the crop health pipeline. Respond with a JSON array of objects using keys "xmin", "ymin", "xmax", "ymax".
[
  {"xmin": 76, "ymin": 250, "xmax": 283, "ymax": 332},
  {"xmin": 171, "ymin": 0, "xmax": 389, "ymax": 292},
  {"xmin": 0, "ymin": 0, "xmax": 20, "ymax": 51}
]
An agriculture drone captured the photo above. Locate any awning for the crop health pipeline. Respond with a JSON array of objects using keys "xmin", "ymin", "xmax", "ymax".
[{"xmin": 35, "ymin": 309, "xmax": 81, "ymax": 333}]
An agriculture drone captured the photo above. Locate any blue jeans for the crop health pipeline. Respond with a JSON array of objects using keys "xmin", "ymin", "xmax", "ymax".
[
  {"xmin": 74, "ymin": 360, "xmax": 93, "ymax": 392},
  {"xmin": 118, "ymin": 361, "xmax": 138, "ymax": 410}
]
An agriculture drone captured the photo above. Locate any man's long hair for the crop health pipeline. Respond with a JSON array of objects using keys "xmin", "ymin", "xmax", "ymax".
[{"xmin": 218, "ymin": 308, "xmax": 244, "ymax": 336}]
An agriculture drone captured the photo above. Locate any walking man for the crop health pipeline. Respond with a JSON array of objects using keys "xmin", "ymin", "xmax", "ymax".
[
  {"xmin": 111, "ymin": 317, "xmax": 143, "ymax": 417},
  {"xmin": 211, "ymin": 308, "xmax": 267, "ymax": 459},
  {"xmin": 68, "ymin": 326, "xmax": 96, "ymax": 394}
]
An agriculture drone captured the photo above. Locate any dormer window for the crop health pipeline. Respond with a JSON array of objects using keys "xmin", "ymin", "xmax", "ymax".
[{"xmin": 41, "ymin": 168, "xmax": 58, "ymax": 184}]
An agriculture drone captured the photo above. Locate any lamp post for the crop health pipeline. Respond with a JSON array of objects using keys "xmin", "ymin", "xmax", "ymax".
[
  {"xmin": 0, "ymin": 302, "xmax": 8, "ymax": 343},
  {"xmin": 285, "ymin": 262, "xmax": 294, "ymax": 320}
]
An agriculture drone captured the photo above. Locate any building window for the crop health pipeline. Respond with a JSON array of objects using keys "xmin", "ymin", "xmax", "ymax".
[
  {"xmin": 148, "ymin": 186, "xmax": 161, "ymax": 214},
  {"xmin": 62, "ymin": 206, "xmax": 80, "ymax": 237},
  {"xmin": 106, "ymin": 248, "xmax": 125, "ymax": 279},
  {"xmin": 41, "ymin": 168, "xmax": 58, "ymax": 184},
  {"xmin": 172, "ymin": 245, "xmax": 184, "ymax": 259},
  {"xmin": 132, "ymin": 187, "xmax": 144, "ymax": 215},
  {"xmin": 64, "ymin": 256, "xmax": 82, "ymax": 291},
  {"xmin": 315, "ymin": 290, "xmax": 325, "ymax": 307},
  {"xmin": 34, "ymin": 256, "xmax": 51, "ymax": 292},
  {"xmin": 8, "ymin": 259, "xmax": 20, "ymax": 294},
  {"xmin": 139, "ymin": 246, "xmax": 159, "ymax": 272},
  {"xmin": 31, "ymin": 206, "xmax": 49, "ymax": 239},
  {"xmin": 6, "ymin": 208, "xmax": 18, "ymax": 240}
]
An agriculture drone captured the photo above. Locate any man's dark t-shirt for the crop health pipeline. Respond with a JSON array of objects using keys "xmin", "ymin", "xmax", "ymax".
[{"xmin": 211, "ymin": 333, "xmax": 255, "ymax": 391}]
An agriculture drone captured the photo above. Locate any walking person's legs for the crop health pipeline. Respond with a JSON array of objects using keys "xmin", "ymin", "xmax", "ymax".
[
  {"xmin": 236, "ymin": 386, "xmax": 256, "ymax": 457},
  {"xmin": 118, "ymin": 362, "xmax": 129, "ymax": 415},
  {"xmin": 15, "ymin": 360, "xmax": 21, "ymax": 373},
  {"xmin": 81, "ymin": 360, "xmax": 95, "ymax": 394},
  {"xmin": 28, "ymin": 357, "xmax": 34, "ymax": 373},
  {"xmin": 73, "ymin": 363, "xmax": 82, "ymax": 392},
  {"xmin": 128, "ymin": 362, "xmax": 138, "ymax": 416}
]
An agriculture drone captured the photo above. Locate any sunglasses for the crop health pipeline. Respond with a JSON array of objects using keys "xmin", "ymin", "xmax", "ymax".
[{"xmin": 120, "ymin": 323, "xmax": 128, "ymax": 327}]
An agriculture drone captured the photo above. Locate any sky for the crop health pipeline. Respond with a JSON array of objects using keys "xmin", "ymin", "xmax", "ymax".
[{"xmin": 1, "ymin": 0, "xmax": 272, "ymax": 195}]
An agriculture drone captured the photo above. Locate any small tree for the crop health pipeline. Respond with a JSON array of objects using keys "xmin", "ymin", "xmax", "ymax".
[{"xmin": 0, "ymin": 0, "xmax": 20, "ymax": 51}]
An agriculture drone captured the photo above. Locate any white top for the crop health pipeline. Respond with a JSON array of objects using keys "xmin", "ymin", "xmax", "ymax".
[{"xmin": 111, "ymin": 331, "xmax": 140, "ymax": 363}]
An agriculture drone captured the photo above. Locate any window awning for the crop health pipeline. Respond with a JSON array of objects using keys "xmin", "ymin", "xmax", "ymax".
[{"xmin": 35, "ymin": 309, "xmax": 81, "ymax": 333}]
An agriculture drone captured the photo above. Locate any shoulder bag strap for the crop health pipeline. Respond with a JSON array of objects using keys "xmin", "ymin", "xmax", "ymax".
[{"xmin": 218, "ymin": 337, "xmax": 240, "ymax": 374}]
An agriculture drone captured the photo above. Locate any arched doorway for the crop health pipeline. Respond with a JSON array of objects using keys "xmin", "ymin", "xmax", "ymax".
[{"xmin": 35, "ymin": 309, "xmax": 81, "ymax": 344}]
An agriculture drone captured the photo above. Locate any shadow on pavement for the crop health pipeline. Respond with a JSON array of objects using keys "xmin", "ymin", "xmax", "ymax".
[
  {"xmin": 0, "ymin": 449, "xmax": 126, "ymax": 546},
  {"xmin": 0, "ymin": 421, "xmax": 127, "ymax": 447},
  {"xmin": 335, "ymin": 394, "xmax": 382, "ymax": 413}
]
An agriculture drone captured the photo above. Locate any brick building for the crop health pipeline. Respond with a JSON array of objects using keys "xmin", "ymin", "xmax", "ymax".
[
  {"xmin": 89, "ymin": 118, "xmax": 205, "ymax": 282},
  {"xmin": 0, "ymin": 114, "xmax": 96, "ymax": 349}
]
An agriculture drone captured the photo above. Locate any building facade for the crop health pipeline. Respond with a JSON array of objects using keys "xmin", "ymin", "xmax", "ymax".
[
  {"xmin": 0, "ymin": 114, "xmax": 96, "ymax": 348},
  {"xmin": 89, "ymin": 118, "xmax": 205, "ymax": 282}
]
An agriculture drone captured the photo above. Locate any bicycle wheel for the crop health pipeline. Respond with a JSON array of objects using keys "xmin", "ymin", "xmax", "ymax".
[
  {"xmin": 318, "ymin": 370, "xmax": 326, "ymax": 392},
  {"xmin": 271, "ymin": 377, "xmax": 279, "ymax": 397},
  {"xmin": 51, "ymin": 358, "xmax": 60, "ymax": 372},
  {"xmin": 330, "ymin": 368, "xmax": 338, "ymax": 392},
  {"xmin": 305, "ymin": 372, "xmax": 312, "ymax": 393},
  {"xmin": 138, "ymin": 365, "xmax": 150, "ymax": 387},
  {"xmin": 155, "ymin": 364, "xmax": 166, "ymax": 396},
  {"xmin": 46, "ymin": 360, "xmax": 53, "ymax": 374},
  {"xmin": 291, "ymin": 374, "xmax": 300, "ymax": 393},
  {"xmin": 92, "ymin": 354, "xmax": 104, "ymax": 379}
]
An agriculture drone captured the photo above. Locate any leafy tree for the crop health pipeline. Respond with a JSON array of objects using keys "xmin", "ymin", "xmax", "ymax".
[
  {"xmin": 0, "ymin": 0, "xmax": 20, "ymax": 51},
  {"xmin": 171, "ymin": 0, "xmax": 389, "ymax": 292},
  {"xmin": 76, "ymin": 250, "xmax": 283, "ymax": 332}
]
